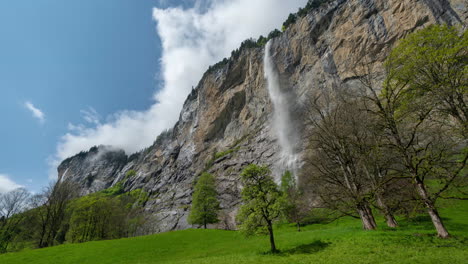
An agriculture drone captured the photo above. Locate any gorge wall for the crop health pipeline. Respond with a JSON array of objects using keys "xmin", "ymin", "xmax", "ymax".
[{"xmin": 57, "ymin": 0, "xmax": 467, "ymax": 232}]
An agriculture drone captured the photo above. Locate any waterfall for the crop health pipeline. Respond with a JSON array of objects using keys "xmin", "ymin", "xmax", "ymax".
[{"xmin": 264, "ymin": 41, "xmax": 299, "ymax": 179}]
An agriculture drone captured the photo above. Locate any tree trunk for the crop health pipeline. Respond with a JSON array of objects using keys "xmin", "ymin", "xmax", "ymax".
[
  {"xmin": 267, "ymin": 221, "xmax": 277, "ymax": 253},
  {"xmin": 376, "ymin": 195, "xmax": 398, "ymax": 228},
  {"xmin": 384, "ymin": 213, "xmax": 398, "ymax": 228},
  {"xmin": 357, "ymin": 202, "xmax": 377, "ymax": 230},
  {"xmin": 38, "ymin": 215, "xmax": 49, "ymax": 248},
  {"xmin": 203, "ymin": 219, "xmax": 207, "ymax": 229},
  {"xmin": 296, "ymin": 222, "xmax": 301, "ymax": 232},
  {"xmin": 415, "ymin": 180, "xmax": 450, "ymax": 238}
]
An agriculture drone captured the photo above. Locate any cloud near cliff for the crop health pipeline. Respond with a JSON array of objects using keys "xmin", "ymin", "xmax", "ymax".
[
  {"xmin": 52, "ymin": 0, "xmax": 307, "ymax": 176},
  {"xmin": 0, "ymin": 174, "xmax": 23, "ymax": 194}
]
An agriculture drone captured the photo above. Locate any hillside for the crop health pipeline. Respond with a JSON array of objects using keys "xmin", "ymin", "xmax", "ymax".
[
  {"xmin": 0, "ymin": 199, "xmax": 466, "ymax": 264},
  {"xmin": 55, "ymin": 0, "xmax": 467, "ymax": 233}
]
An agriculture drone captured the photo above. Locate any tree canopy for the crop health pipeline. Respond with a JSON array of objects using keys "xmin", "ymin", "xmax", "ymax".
[
  {"xmin": 385, "ymin": 25, "xmax": 468, "ymax": 136},
  {"xmin": 188, "ymin": 172, "xmax": 220, "ymax": 229},
  {"xmin": 237, "ymin": 164, "xmax": 282, "ymax": 253}
]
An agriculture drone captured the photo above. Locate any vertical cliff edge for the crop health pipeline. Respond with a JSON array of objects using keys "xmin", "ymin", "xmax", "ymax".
[{"xmin": 57, "ymin": 0, "xmax": 467, "ymax": 232}]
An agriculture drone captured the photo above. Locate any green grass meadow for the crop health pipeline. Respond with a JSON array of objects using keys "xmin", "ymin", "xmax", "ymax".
[{"xmin": 1, "ymin": 200, "xmax": 467, "ymax": 264}]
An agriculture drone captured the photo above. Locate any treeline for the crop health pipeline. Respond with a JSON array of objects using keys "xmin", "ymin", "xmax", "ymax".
[
  {"xmin": 189, "ymin": 25, "xmax": 467, "ymax": 252},
  {"xmin": 207, "ymin": 0, "xmax": 328, "ymax": 74},
  {"xmin": 0, "ymin": 171, "xmax": 155, "ymax": 253},
  {"xmin": 282, "ymin": 0, "xmax": 332, "ymax": 31},
  {"xmin": 206, "ymin": 29, "xmax": 282, "ymax": 74}
]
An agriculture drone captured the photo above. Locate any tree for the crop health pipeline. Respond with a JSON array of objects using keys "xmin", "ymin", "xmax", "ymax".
[
  {"xmin": 188, "ymin": 172, "xmax": 220, "ymax": 229},
  {"xmin": 237, "ymin": 164, "xmax": 282, "ymax": 253},
  {"xmin": 67, "ymin": 194, "xmax": 126, "ymax": 243},
  {"xmin": 267, "ymin": 29, "xmax": 282, "ymax": 40},
  {"xmin": 385, "ymin": 25, "xmax": 467, "ymax": 137},
  {"xmin": 354, "ymin": 112, "xmax": 399, "ymax": 228},
  {"xmin": 279, "ymin": 171, "xmax": 310, "ymax": 232},
  {"xmin": 282, "ymin": 13, "xmax": 297, "ymax": 31},
  {"xmin": 36, "ymin": 180, "xmax": 76, "ymax": 248},
  {"xmin": 305, "ymin": 94, "xmax": 381, "ymax": 230},
  {"xmin": 257, "ymin": 35, "xmax": 268, "ymax": 46},
  {"xmin": 0, "ymin": 188, "xmax": 30, "ymax": 253},
  {"xmin": 66, "ymin": 187, "xmax": 149, "ymax": 243},
  {"xmin": 355, "ymin": 25, "xmax": 467, "ymax": 238}
]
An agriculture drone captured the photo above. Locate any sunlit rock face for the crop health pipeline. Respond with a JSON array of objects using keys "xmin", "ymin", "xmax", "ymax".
[{"xmin": 58, "ymin": 0, "xmax": 467, "ymax": 233}]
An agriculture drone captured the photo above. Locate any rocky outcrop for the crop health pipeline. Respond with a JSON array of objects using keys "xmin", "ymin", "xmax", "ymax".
[
  {"xmin": 58, "ymin": 146, "xmax": 127, "ymax": 196},
  {"xmin": 58, "ymin": 0, "xmax": 467, "ymax": 232}
]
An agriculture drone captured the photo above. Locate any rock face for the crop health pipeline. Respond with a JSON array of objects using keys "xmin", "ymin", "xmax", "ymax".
[
  {"xmin": 58, "ymin": 0, "xmax": 467, "ymax": 232},
  {"xmin": 58, "ymin": 146, "xmax": 127, "ymax": 196}
]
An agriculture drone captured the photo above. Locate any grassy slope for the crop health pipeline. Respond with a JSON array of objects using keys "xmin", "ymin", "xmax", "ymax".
[{"xmin": 1, "ymin": 200, "xmax": 467, "ymax": 264}]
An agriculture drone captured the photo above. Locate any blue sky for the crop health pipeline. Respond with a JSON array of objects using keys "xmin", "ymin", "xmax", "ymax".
[
  {"xmin": 0, "ymin": 0, "xmax": 307, "ymax": 193},
  {"xmin": 0, "ymin": 0, "xmax": 169, "ymax": 192}
]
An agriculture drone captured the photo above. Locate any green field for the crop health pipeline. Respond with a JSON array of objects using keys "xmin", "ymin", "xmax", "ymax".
[{"xmin": 1, "ymin": 200, "xmax": 467, "ymax": 264}]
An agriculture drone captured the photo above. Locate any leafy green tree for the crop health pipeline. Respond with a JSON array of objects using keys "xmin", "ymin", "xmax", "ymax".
[
  {"xmin": 188, "ymin": 172, "xmax": 220, "ymax": 229},
  {"xmin": 237, "ymin": 164, "xmax": 282, "ymax": 253},
  {"xmin": 66, "ymin": 189, "xmax": 147, "ymax": 243},
  {"xmin": 67, "ymin": 194, "xmax": 127, "ymax": 243},
  {"xmin": 386, "ymin": 25, "xmax": 467, "ymax": 137},
  {"xmin": 357, "ymin": 25, "xmax": 467, "ymax": 238}
]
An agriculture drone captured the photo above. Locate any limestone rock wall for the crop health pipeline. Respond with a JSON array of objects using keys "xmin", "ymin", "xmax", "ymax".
[{"xmin": 58, "ymin": 0, "xmax": 467, "ymax": 232}]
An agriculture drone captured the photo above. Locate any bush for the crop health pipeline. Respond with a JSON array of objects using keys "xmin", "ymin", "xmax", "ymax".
[
  {"xmin": 102, "ymin": 182, "xmax": 125, "ymax": 196},
  {"xmin": 214, "ymin": 146, "xmax": 240, "ymax": 160}
]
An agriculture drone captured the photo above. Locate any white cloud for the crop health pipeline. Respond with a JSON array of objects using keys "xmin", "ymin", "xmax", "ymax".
[
  {"xmin": 0, "ymin": 174, "xmax": 23, "ymax": 193},
  {"xmin": 51, "ymin": 0, "xmax": 307, "ymax": 175},
  {"xmin": 80, "ymin": 107, "xmax": 100, "ymax": 125},
  {"xmin": 24, "ymin": 101, "xmax": 45, "ymax": 123}
]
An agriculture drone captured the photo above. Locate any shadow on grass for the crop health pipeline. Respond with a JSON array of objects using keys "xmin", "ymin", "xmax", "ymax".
[
  {"xmin": 402, "ymin": 215, "xmax": 468, "ymax": 231},
  {"xmin": 261, "ymin": 240, "xmax": 331, "ymax": 256},
  {"xmin": 283, "ymin": 240, "xmax": 331, "ymax": 255}
]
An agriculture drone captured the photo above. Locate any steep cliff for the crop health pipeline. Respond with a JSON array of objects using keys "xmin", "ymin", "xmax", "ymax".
[{"xmin": 58, "ymin": 0, "xmax": 467, "ymax": 232}]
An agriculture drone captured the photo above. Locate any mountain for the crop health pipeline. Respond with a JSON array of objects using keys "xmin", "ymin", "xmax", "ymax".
[{"xmin": 57, "ymin": 0, "xmax": 467, "ymax": 232}]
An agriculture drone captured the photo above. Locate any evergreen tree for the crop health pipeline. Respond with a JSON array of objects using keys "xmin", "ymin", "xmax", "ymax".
[
  {"xmin": 237, "ymin": 164, "xmax": 282, "ymax": 253},
  {"xmin": 188, "ymin": 172, "xmax": 220, "ymax": 229}
]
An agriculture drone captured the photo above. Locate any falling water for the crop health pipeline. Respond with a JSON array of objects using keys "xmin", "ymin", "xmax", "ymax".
[{"xmin": 264, "ymin": 41, "xmax": 299, "ymax": 179}]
